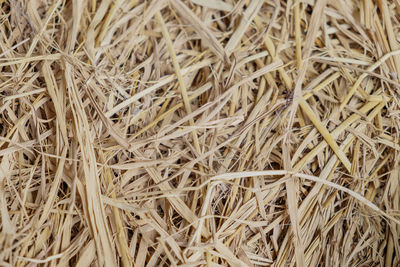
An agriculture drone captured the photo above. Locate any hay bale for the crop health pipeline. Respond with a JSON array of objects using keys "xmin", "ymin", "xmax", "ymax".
[{"xmin": 0, "ymin": 0, "xmax": 399, "ymax": 266}]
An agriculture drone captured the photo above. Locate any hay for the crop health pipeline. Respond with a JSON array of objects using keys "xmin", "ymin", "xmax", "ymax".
[{"xmin": 0, "ymin": 0, "xmax": 400, "ymax": 266}]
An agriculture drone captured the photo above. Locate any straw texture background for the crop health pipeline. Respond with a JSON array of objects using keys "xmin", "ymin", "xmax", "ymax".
[{"xmin": 0, "ymin": 0, "xmax": 400, "ymax": 266}]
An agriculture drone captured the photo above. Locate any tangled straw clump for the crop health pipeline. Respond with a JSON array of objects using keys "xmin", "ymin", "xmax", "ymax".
[{"xmin": 0, "ymin": 0, "xmax": 400, "ymax": 266}]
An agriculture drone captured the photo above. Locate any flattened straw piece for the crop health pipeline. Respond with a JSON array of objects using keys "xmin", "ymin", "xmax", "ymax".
[
  {"xmin": 0, "ymin": 54, "xmax": 62, "ymax": 67},
  {"xmin": 84, "ymin": 82, "xmax": 130, "ymax": 149},
  {"xmin": 0, "ymin": 156, "xmax": 15, "ymax": 235},
  {"xmin": 95, "ymin": 0, "xmax": 124, "ymax": 46},
  {"xmin": 281, "ymin": 108, "xmax": 306, "ymax": 267},
  {"xmin": 65, "ymin": 0, "xmax": 83, "ymax": 52},
  {"xmin": 340, "ymin": 49, "xmax": 400, "ymax": 110},
  {"xmin": 37, "ymin": 146, "xmax": 67, "ymax": 226},
  {"xmin": 224, "ymin": 0, "xmax": 264, "ymax": 57},
  {"xmin": 3, "ymin": 88, "xmax": 46, "ymax": 101},
  {"xmin": 311, "ymin": 56, "xmax": 372, "ymax": 66},
  {"xmin": 17, "ymin": 254, "xmax": 63, "ymax": 264},
  {"xmin": 294, "ymin": 0, "xmax": 302, "ymax": 69},
  {"xmin": 283, "ymin": 144, "xmax": 305, "ymax": 267},
  {"xmin": 102, "ymin": 156, "xmax": 131, "ymax": 267},
  {"xmin": 75, "ymin": 241, "xmax": 96, "ymax": 267},
  {"xmin": 376, "ymin": 137, "xmax": 400, "ymax": 151},
  {"xmin": 155, "ymin": 10, "xmax": 202, "ymax": 156},
  {"xmin": 288, "ymin": 0, "xmax": 328, "ymax": 129},
  {"xmin": 85, "ymin": 0, "xmax": 112, "ymax": 62},
  {"xmin": 298, "ymin": 97, "xmax": 352, "ymax": 172},
  {"xmin": 253, "ymin": 17, "xmax": 292, "ymax": 89},
  {"xmin": 191, "ymin": 0, "xmax": 233, "ymax": 12},
  {"xmin": 303, "ymin": 72, "xmax": 341, "ymax": 100},
  {"xmin": 301, "ymin": 0, "xmax": 328, "ymax": 59},
  {"xmin": 170, "ymin": 0, "xmax": 226, "ymax": 59}
]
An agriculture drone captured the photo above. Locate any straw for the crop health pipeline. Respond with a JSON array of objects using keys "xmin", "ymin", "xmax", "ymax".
[{"xmin": 1, "ymin": 1, "xmax": 400, "ymax": 266}]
